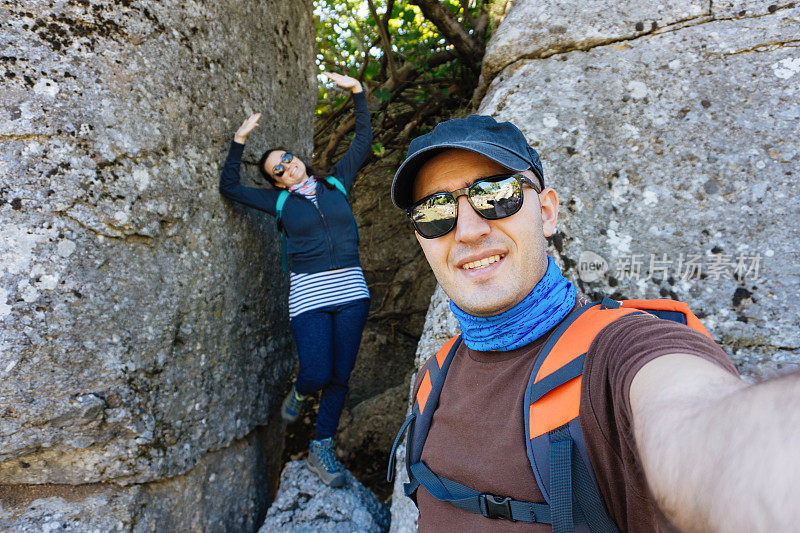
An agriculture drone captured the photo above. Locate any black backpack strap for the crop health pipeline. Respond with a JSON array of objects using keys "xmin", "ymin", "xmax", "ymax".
[
  {"xmin": 387, "ymin": 413, "xmax": 415, "ymax": 484},
  {"xmin": 410, "ymin": 461, "xmax": 555, "ymax": 523},
  {"xmin": 548, "ymin": 424, "xmax": 619, "ymax": 533},
  {"xmin": 549, "ymin": 426, "xmax": 575, "ymax": 532},
  {"xmin": 571, "ymin": 435, "xmax": 619, "ymax": 532}
]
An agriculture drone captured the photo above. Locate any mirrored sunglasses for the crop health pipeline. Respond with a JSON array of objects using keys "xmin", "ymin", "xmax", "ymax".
[
  {"xmin": 272, "ymin": 152, "xmax": 294, "ymax": 178},
  {"xmin": 407, "ymin": 173, "xmax": 540, "ymax": 239}
]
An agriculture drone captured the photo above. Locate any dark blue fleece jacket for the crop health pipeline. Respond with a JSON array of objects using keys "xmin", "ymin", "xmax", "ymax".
[{"xmin": 219, "ymin": 92, "xmax": 372, "ymax": 273}]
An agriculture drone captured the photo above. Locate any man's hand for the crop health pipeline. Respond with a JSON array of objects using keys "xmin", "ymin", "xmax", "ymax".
[
  {"xmin": 631, "ymin": 353, "xmax": 800, "ymax": 532},
  {"xmin": 323, "ymin": 71, "xmax": 363, "ymax": 94},
  {"xmin": 234, "ymin": 113, "xmax": 261, "ymax": 144}
]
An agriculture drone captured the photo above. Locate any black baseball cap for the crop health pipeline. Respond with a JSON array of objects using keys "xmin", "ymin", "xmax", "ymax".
[{"xmin": 391, "ymin": 114, "xmax": 544, "ymax": 209}]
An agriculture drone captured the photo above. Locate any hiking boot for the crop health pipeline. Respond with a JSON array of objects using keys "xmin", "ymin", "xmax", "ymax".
[
  {"xmin": 281, "ymin": 385, "xmax": 306, "ymax": 424},
  {"xmin": 307, "ymin": 437, "xmax": 346, "ymax": 488}
]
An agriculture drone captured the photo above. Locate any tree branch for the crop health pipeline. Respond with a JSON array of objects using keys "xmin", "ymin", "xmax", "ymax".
[
  {"xmin": 474, "ymin": 7, "xmax": 489, "ymax": 41},
  {"xmin": 396, "ymin": 94, "xmax": 446, "ymax": 143},
  {"xmin": 382, "ymin": 0, "xmax": 397, "ymax": 33},
  {"xmin": 459, "ymin": 0, "xmax": 477, "ymax": 29},
  {"xmin": 367, "ymin": 0, "xmax": 399, "ymax": 82},
  {"xmin": 317, "ymin": 115, "xmax": 355, "ymax": 171},
  {"xmin": 315, "ymin": 93, "xmax": 352, "ymax": 137},
  {"xmin": 381, "ymin": 48, "xmax": 457, "ymax": 93},
  {"xmin": 358, "ymin": 46, "xmax": 373, "ymax": 82},
  {"xmin": 316, "ymin": 47, "xmax": 458, "ymax": 163},
  {"xmin": 409, "ymin": 0, "xmax": 484, "ymax": 75}
]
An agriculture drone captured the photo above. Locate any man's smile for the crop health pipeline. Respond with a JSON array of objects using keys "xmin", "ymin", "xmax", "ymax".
[{"xmin": 458, "ymin": 253, "xmax": 506, "ymax": 270}]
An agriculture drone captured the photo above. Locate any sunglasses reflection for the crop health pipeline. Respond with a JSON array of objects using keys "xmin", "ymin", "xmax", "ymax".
[
  {"xmin": 409, "ymin": 174, "xmax": 533, "ymax": 238},
  {"xmin": 273, "ymin": 152, "xmax": 294, "ymax": 177}
]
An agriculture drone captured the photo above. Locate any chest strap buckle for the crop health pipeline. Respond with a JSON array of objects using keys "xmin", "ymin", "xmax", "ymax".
[{"xmin": 479, "ymin": 493, "xmax": 515, "ymax": 521}]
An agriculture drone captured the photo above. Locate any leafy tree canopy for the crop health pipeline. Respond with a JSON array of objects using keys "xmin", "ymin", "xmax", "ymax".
[{"xmin": 313, "ymin": 0, "xmax": 504, "ymax": 172}]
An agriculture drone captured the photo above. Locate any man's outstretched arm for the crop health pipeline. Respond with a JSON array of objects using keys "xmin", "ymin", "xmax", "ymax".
[{"xmin": 631, "ymin": 354, "xmax": 800, "ymax": 532}]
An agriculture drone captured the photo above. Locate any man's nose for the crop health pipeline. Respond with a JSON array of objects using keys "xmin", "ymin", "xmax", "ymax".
[{"xmin": 453, "ymin": 196, "xmax": 491, "ymax": 243}]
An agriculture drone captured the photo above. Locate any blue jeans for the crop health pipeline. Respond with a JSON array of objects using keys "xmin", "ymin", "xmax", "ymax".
[{"xmin": 290, "ymin": 298, "xmax": 370, "ymax": 440}]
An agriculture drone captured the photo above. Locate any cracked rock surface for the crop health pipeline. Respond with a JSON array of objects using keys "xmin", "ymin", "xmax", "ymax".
[
  {"xmin": 0, "ymin": 424, "xmax": 284, "ymax": 532},
  {"xmin": 260, "ymin": 460, "xmax": 390, "ymax": 533},
  {"xmin": 1, "ymin": 0, "xmax": 314, "ymax": 520},
  {"xmin": 392, "ymin": 2, "xmax": 799, "ymax": 530},
  {"xmin": 478, "ymin": 0, "xmax": 798, "ymax": 98}
]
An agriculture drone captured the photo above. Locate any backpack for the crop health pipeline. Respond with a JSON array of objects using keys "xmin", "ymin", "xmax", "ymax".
[
  {"xmin": 275, "ymin": 176, "xmax": 349, "ymax": 272},
  {"xmin": 388, "ymin": 297, "xmax": 711, "ymax": 532}
]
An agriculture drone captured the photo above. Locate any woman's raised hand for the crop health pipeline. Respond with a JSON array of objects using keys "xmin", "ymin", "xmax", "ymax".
[
  {"xmin": 322, "ymin": 72, "xmax": 363, "ymax": 94},
  {"xmin": 234, "ymin": 113, "xmax": 261, "ymax": 144}
]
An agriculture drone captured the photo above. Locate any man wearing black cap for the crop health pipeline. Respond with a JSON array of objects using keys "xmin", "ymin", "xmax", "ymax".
[{"xmin": 390, "ymin": 115, "xmax": 800, "ymax": 532}]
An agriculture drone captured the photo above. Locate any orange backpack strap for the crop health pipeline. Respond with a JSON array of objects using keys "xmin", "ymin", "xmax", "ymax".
[
  {"xmin": 413, "ymin": 335, "xmax": 459, "ymax": 416},
  {"xmin": 525, "ymin": 299, "xmax": 643, "ymax": 532},
  {"xmin": 526, "ymin": 296, "xmax": 707, "ymax": 442},
  {"xmin": 527, "ymin": 301, "xmax": 643, "ymax": 440},
  {"xmin": 620, "ymin": 299, "xmax": 711, "ymax": 338},
  {"xmin": 410, "ymin": 335, "xmax": 461, "ymax": 465},
  {"xmin": 524, "ymin": 296, "xmax": 709, "ymax": 531},
  {"xmin": 388, "ymin": 335, "xmax": 461, "ymax": 502}
]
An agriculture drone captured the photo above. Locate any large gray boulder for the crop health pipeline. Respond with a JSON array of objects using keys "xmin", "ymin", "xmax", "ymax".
[
  {"xmin": 480, "ymin": 3, "xmax": 799, "ymax": 377},
  {"xmin": 391, "ymin": 1, "xmax": 799, "ymax": 530},
  {"xmin": 261, "ymin": 460, "xmax": 390, "ymax": 533},
  {"xmin": 1, "ymin": 0, "xmax": 315, "ymax": 528},
  {"xmin": 479, "ymin": 0, "xmax": 797, "ymax": 99},
  {"xmin": 0, "ymin": 424, "xmax": 284, "ymax": 532}
]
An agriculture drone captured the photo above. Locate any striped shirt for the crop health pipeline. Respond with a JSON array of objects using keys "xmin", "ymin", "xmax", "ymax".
[
  {"xmin": 289, "ymin": 267, "xmax": 370, "ymax": 318},
  {"xmin": 286, "ymin": 184, "xmax": 368, "ymax": 317}
]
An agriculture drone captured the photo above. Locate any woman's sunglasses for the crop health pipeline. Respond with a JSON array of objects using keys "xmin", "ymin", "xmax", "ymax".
[
  {"xmin": 272, "ymin": 152, "xmax": 294, "ymax": 177},
  {"xmin": 407, "ymin": 173, "xmax": 540, "ymax": 239}
]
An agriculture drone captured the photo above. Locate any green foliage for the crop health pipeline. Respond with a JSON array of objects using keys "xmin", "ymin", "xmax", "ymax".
[
  {"xmin": 314, "ymin": 0, "xmax": 489, "ymax": 115},
  {"xmin": 313, "ymin": 0, "xmax": 500, "ymax": 174}
]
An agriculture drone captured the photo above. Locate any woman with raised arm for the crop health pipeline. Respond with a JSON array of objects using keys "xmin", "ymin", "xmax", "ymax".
[{"xmin": 219, "ymin": 72, "xmax": 371, "ymax": 488}]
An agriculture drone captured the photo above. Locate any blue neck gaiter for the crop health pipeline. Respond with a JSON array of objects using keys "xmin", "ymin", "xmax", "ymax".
[{"xmin": 449, "ymin": 256, "xmax": 576, "ymax": 352}]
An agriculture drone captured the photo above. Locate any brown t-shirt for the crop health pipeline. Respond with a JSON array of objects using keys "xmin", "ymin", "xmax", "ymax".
[{"xmin": 413, "ymin": 307, "xmax": 738, "ymax": 532}]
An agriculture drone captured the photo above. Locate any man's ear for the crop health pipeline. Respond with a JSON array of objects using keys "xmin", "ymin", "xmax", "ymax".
[{"xmin": 538, "ymin": 188, "xmax": 559, "ymax": 237}]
